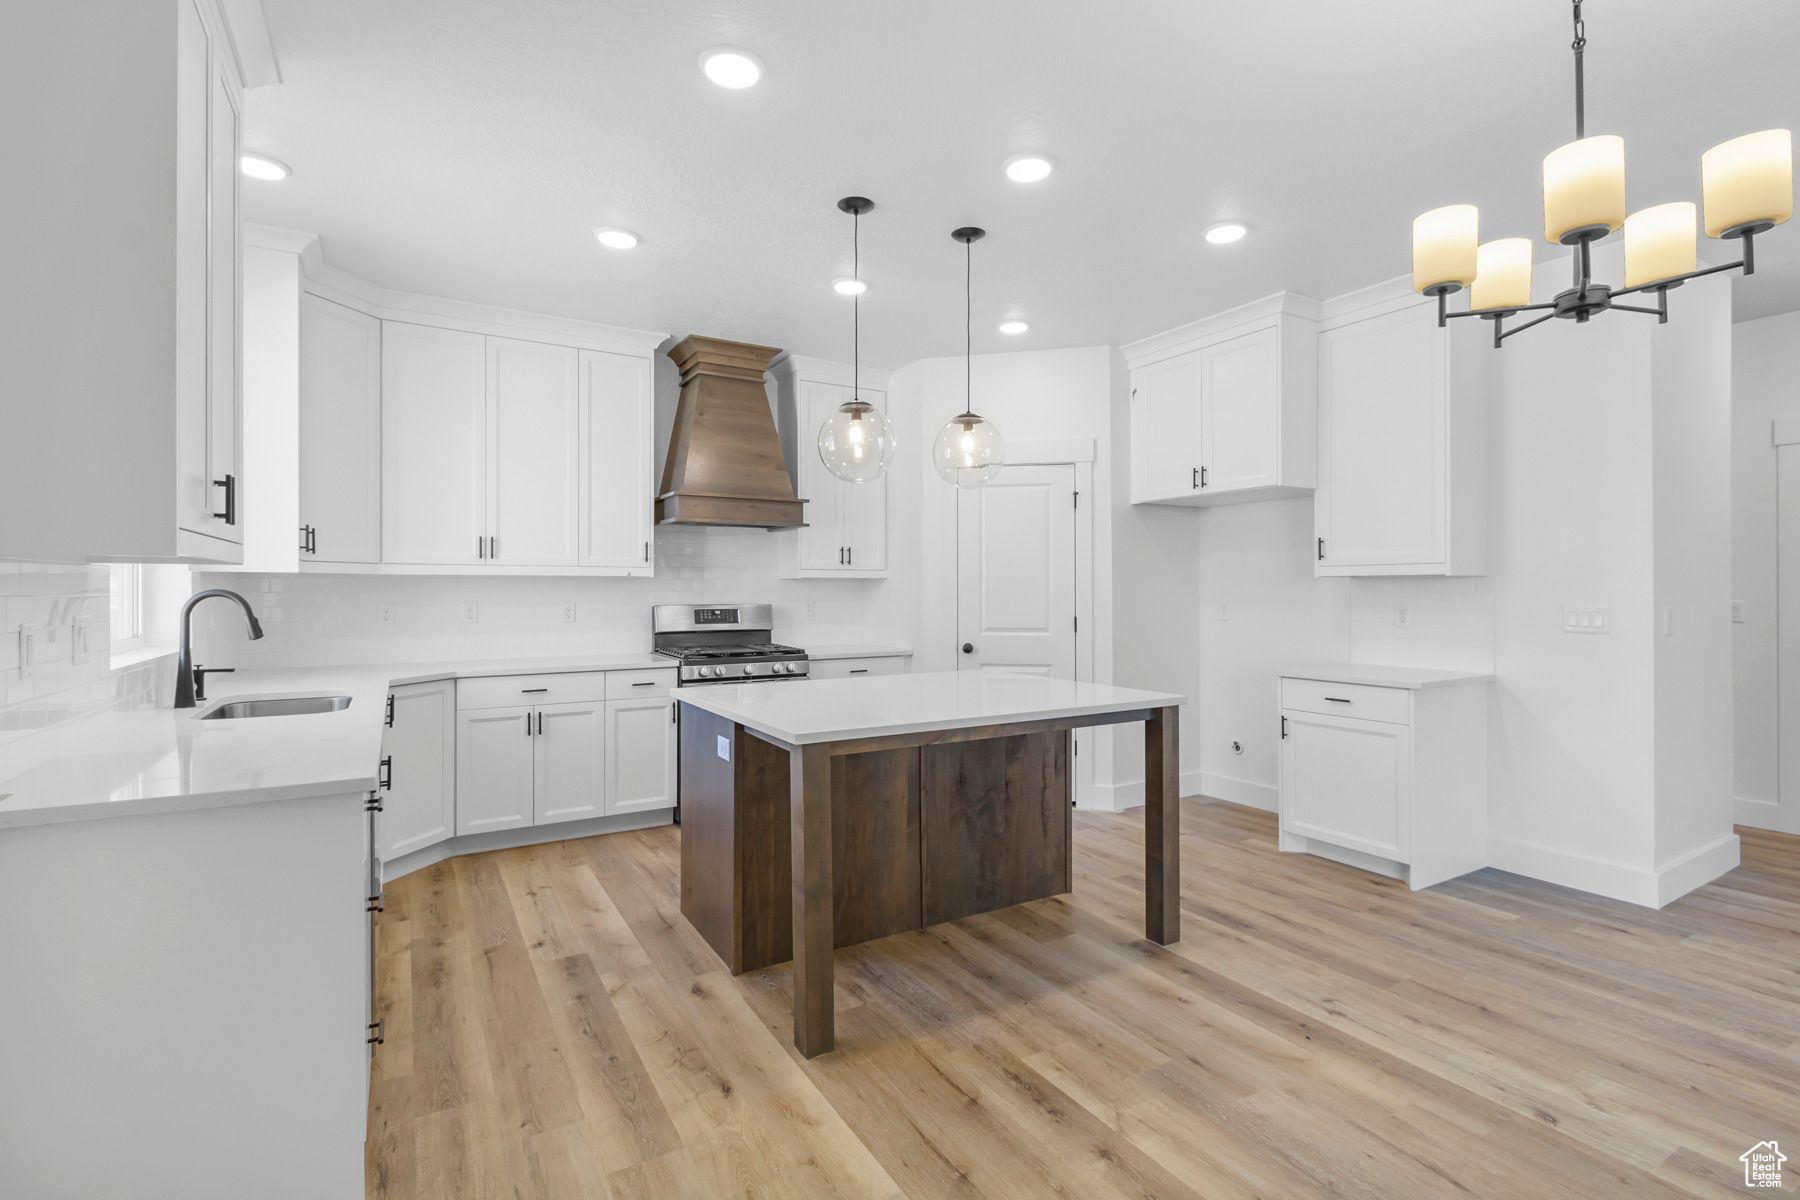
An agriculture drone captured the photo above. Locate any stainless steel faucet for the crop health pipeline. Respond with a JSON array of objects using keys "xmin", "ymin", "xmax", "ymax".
[{"xmin": 173, "ymin": 589, "xmax": 265, "ymax": 709}]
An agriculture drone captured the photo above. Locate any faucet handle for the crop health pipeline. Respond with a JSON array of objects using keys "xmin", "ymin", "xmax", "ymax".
[{"xmin": 193, "ymin": 666, "xmax": 235, "ymax": 703}]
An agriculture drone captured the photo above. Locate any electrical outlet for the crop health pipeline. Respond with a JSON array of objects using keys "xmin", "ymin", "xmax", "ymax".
[
  {"xmin": 1731, "ymin": 599, "xmax": 1745, "ymax": 624},
  {"xmin": 804, "ymin": 600, "xmax": 816, "ymax": 618},
  {"xmin": 378, "ymin": 601, "xmax": 396, "ymax": 626},
  {"xmin": 461, "ymin": 601, "xmax": 479, "ymax": 624},
  {"xmin": 561, "ymin": 601, "xmax": 577, "ymax": 623},
  {"xmin": 1395, "ymin": 604, "xmax": 1411, "ymax": 628},
  {"xmin": 1217, "ymin": 601, "xmax": 1230, "ymax": 621},
  {"xmin": 1663, "ymin": 606, "xmax": 1673, "ymax": 637},
  {"xmin": 1562, "ymin": 604, "xmax": 1611, "ymax": 634}
]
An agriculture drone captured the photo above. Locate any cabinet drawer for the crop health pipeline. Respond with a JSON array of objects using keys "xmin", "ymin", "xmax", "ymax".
[
  {"xmin": 605, "ymin": 668, "xmax": 676, "ymax": 699},
  {"xmin": 458, "ymin": 671, "xmax": 608, "ymax": 710},
  {"xmin": 810, "ymin": 656, "xmax": 908, "ymax": 680},
  {"xmin": 1280, "ymin": 678, "xmax": 1411, "ymax": 724}
]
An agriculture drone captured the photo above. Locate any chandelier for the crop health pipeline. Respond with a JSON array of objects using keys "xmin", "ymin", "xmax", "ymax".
[{"xmin": 1411, "ymin": 0, "xmax": 1792, "ymax": 348}]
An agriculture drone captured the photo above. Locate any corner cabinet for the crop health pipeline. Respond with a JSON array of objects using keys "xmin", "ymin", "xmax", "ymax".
[
  {"xmin": 775, "ymin": 360, "xmax": 890, "ymax": 578},
  {"xmin": 5, "ymin": 0, "xmax": 246, "ymax": 562},
  {"xmin": 377, "ymin": 679, "xmax": 456, "ymax": 860},
  {"xmin": 1314, "ymin": 289, "xmax": 1487, "ymax": 577},
  {"xmin": 1124, "ymin": 294, "xmax": 1319, "ymax": 508},
  {"xmin": 299, "ymin": 294, "xmax": 382, "ymax": 565}
]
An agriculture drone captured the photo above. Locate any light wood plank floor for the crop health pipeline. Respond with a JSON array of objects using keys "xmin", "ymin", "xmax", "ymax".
[{"xmin": 367, "ymin": 800, "xmax": 1800, "ymax": 1198}]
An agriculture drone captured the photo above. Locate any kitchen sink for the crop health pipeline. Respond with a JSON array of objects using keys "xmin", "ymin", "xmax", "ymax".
[{"xmin": 198, "ymin": 695, "xmax": 353, "ymax": 720}]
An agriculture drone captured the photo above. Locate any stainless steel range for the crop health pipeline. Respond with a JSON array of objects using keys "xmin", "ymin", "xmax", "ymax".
[{"xmin": 652, "ymin": 604, "xmax": 808, "ymax": 686}]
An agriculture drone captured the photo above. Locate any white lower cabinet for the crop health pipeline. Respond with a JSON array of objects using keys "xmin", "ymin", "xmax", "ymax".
[
  {"xmin": 606, "ymin": 695, "xmax": 678, "ymax": 813},
  {"xmin": 455, "ymin": 706, "xmax": 535, "ymax": 834},
  {"xmin": 1277, "ymin": 672, "xmax": 1488, "ymax": 889},
  {"xmin": 378, "ymin": 679, "xmax": 456, "ymax": 858},
  {"xmin": 534, "ymin": 701, "xmax": 607, "ymax": 825},
  {"xmin": 453, "ymin": 669, "xmax": 677, "ymax": 839},
  {"xmin": 808, "ymin": 655, "xmax": 911, "ymax": 680}
]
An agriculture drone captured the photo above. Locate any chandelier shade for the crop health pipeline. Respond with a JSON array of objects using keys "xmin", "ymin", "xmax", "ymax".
[
  {"xmin": 933, "ymin": 226, "xmax": 1005, "ymax": 489},
  {"xmin": 1624, "ymin": 203, "xmax": 1698, "ymax": 288},
  {"xmin": 1701, "ymin": 129, "xmax": 1794, "ymax": 238},
  {"xmin": 1411, "ymin": 205, "xmax": 1479, "ymax": 294},
  {"xmin": 1470, "ymin": 239, "xmax": 1534, "ymax": 312},
  {"xmin": 1542, "ymin": 135, "xmax": 1626, "ymax": 244}
]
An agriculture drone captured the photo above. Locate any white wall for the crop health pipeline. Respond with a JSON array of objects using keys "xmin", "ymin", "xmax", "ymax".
[{"xmin": 1730, "ymin": 311, "xmax": 1797, "ymax": 826}]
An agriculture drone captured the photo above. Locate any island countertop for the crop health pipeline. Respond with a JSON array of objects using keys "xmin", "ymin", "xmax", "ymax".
[{"xmin": 674, "ymin": 670, "xmax": 1185, "ymax": 746}]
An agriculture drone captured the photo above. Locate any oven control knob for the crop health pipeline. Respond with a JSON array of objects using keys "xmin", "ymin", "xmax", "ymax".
[
  {"xmin": 785, "ymin": 662, "xmax": 800, "ymax": 674},
  {"xmin": 696, "ymin": 666, "xmax": 713, "ymax": 678},
  {"xmin": 744, "ymin": 663, "xmax": 761, "ymax": 675}
]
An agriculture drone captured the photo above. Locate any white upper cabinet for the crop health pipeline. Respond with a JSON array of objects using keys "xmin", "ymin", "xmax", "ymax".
[
  {"xmin": 579, "ymin": 350, "xmax": 655, "ymax": 572},
  {"xmin": 382, "ymin": 323, "xmax": 487, "ymax": 565},
  {"xmin": 299, "ymin": 295, "xmax": 382, "ymax": 565},
  {"xmin": 1124, "ymin": 294, "xmax": 1318, "ymax": 508},
  {"xmin": 1314, "ymin": 289, "xmax": 1486, "ymax": 577},
  {"xmin": 777, "ymin": 363, "xmax": 890, "ymax": 577},
  {"xmin": 5, "ymin": 0, "xmax": 247, "ymax": 562},
  {"xmin": 486, "ymin": 338, "xmax": 580, "ymax": 567}
]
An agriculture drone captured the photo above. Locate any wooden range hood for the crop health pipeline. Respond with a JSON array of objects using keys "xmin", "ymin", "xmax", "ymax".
[{"xmin": 655, "ymin": 335, "xmax": 807, "ymax": 529}]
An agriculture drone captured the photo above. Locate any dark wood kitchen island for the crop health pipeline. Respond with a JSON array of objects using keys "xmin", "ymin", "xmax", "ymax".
[{"xmin": 676, "ymin": 669, "xmax": 1185, "ymax": 1057}]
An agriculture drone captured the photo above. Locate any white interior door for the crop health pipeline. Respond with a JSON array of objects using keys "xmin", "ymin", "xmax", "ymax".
[
  {"xmin": 487, "ymin": 337, "xmax": 580, "ymax": 566},
  {"xmin": 956, "ymin": 464, "xmax": 1076, "ymax": 678},
  {"xmin": 533, "ymin": 701, "xmax": 606, "ymax": 825},
  {"xmin": 382, "ymin": 322, "xmax": 485, "ymax": 565},
  {"xmin": 1200, "ymin": 326, "xmax": 1279, "ymax": 493},
  {"xmin": 580, "ymin": 350, "xmax": 653, "ymax": 569},
  {"xmin": 298, "ymin": 294, "xmax": 382, "ymax": 563}
]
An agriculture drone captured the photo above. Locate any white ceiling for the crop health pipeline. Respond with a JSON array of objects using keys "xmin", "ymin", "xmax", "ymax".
[{"xmin": 244, "ymin": 0, "xmax": 1800, "ymax": 368}]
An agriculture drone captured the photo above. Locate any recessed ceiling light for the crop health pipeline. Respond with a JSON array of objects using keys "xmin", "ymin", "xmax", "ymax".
[
  {"xmin": 700, "ymin": 47, "xmax": 763, "ymax": 89},
  {"xmin": 832, "ymin": 277, "xmax": 867, "ymax": 296},
  {"xmin": 1004, "ymin": 155, "xmax": 1054, "ymax": 184},
  {"xmin": 240, "ymin": 153, "xmax": 289, "ymax": 181},
  {"xmin": 594, "ymin": 228, "xmax": 640, "ymax": 250},
  {"xmin": 1204, "ymin": 221, "xmax": 1249, "ymax": 245},
  {"xmin": 998, "ymin": 319, "xmax": 1029, "ymax": 335}
]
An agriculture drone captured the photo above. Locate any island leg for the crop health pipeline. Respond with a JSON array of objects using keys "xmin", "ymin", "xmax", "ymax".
[
  {"xmin": 1144, "ymin": 706, "xmax": 1180, "ymax": 944},
  {"xmin": 789, "ymin": 742, "xmax": 835, "ymax": 1057}
]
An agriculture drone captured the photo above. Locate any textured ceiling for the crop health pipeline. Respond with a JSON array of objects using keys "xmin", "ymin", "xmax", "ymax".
[{"xmin": 243, "ymin": 0, "xmax": 1800, "ymax": 367}]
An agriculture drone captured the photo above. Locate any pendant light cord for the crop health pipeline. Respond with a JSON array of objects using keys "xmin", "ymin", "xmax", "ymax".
[
  {"xmin": 964, "ymin": 234, "xmax": 973, "ymax": 419},
  {"xmin": 852, "ymin": 207, "xmax": 860, "ymax": 401}
]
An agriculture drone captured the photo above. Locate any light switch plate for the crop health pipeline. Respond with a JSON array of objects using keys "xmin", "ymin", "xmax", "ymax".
[
  {"xmin": 716, "ymin": 735, "xmax": 731, "ymax": 762},
  {"xmin": 1731, "ymin": 600, "xmax": 1745, "ymax": 624},
  {"xmin": 1562, "ymin": 604, "xmax": 1611, "ymax": 634}
]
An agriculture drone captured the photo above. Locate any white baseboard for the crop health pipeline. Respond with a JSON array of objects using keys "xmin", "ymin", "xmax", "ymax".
[
  {"xmin": 1486, "ymin": 830, "xmax": 1740, "ymax": 909},
  {"xmin": 1199, "ymin": 771, "xmax": 1277, "ymax": 813},
  {"xmin": 384, "ymin": 808, "xmax": 673, "ymax": 882},
  {"xmin": 1733, "ymin": 792, "xmax": 1797, "ymax": 833},
  {"xmin": 1084, "ymin": 768, "xmax": 1206, "ymax": 813}
]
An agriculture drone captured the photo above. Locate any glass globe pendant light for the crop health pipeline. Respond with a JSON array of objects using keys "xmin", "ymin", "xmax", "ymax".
[
  {"xmin": 817, "ymin": 196, "xmax": 898, "ymax": 484},
  {"xmin": 932, "ymin": 226, "xmax": 1005, "ymax": 487}
]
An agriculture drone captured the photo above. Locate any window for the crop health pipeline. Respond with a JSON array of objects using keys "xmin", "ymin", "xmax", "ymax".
[{"xmin": 109, "ymin": 562, "xmax": 144, "ymax": 649}]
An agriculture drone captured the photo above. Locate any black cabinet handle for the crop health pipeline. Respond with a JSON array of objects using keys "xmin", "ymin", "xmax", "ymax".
[
  {"xmin": 536, "ymin": 711, "xmax": 543, "ymax": 736},
  {"xmin": 384, "ymin": 694, "xmax": 395, "ymax": 727},
  {"xmin": 477, "ymin": 535, "xmax": 485, "ymax": 559},
  {"xmin": 1317, "ymin": 537, "xmax": 1326, "ymax": 561},
  {"xmin": 1200, "ymin": 465, "xmax": 1208, "ymax": 488},
  {"xmin": 1324, "ymin": 697, "xmax": 1352, "ymax": 704},
  {"xmin": 849, "ymin": 668, "xmax": 869, "ymax": 675},
  {"xmin": 1191, "ymin": 467, "xmax": 1200, "ymax": 490},
  {"xmin": 1281, "ymin": 715, "xmax": 1288, "ymax": 739},
  {"xmin": 632, "ymin": 680, "xmax": 654, "ymax": 687},
  {"xmin": 364, "ymin": 790, "xmax": 384, "ymax": 813},
  {"xmin": 520, "ymin": 687, "xmax": 549, "ymax": 693},
  {"xmin": 367, "ymin": 1018, "xmax": 385, "ymax": 1047},
  {"xmin": 378, "ymin": 756, "xmax": 393, "ymax": 790},
  {"xmin": 212, "ymin": 474, "xmax": 236, "ymax": 525}
]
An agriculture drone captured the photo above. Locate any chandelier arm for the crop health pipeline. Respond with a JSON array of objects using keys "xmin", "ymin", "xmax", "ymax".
[
  {"xmin": 1443, "ymin": 300, "xmax": 1555, "ymax": 322},
  {"xmin": 1612, "ymin": 257, "xmax": 1751, "ymax": 300},
  {"xmin": 1497, "ymin": 311, "xmax": 1560, "ymax": 343},
  {"xmin": 1609, "ymin": 302, "xmax": 1665, "ymax": 316}
]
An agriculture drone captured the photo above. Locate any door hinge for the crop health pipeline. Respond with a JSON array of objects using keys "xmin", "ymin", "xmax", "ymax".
[
  {"xmin": 1317, "ymin": 537, "xmax": 1325, "ymax": 562},
  {"xmin": 1281, "ymin": 714, "xmax": 1288, "ymax": 739}
]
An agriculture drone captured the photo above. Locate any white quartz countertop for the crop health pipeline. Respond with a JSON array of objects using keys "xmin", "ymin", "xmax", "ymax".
[
  {"xmin": 803, "ymin": 645, "xmax": 913, "ymax": 661},
  {"xmin": 675, "ymin": 670, "xmax": 1183, "ymax": 746},
  {"xmin": 0, "ymin": 655, "xmax": 677, "ymax": 830},
  {"xmin": 1279, "ymin": 662, "xmax": 1495, "ymax": 690}
]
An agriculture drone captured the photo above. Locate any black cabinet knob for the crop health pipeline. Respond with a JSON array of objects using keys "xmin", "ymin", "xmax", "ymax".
[{"xmin": 961, "ymin": 642, "xmax": 974, "ymax": 654}]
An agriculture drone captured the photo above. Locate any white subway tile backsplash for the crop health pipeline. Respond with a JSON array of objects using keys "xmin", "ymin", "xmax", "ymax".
[{"xmin": 1348, "ymin": 577, "xmax": 1496, "ymax": 673}]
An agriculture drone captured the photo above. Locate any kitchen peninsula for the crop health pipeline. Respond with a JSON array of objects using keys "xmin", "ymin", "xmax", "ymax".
[{"xmin": 676, "ymin": 670, "xmax": 1185, "ymax": 1057}]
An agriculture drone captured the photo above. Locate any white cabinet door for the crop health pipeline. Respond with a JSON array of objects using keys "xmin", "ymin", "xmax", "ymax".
[
  {"xmin": 173, "ymin": 0, "xmax": 213, "ymax": 542},
  {"xmin": 1280, "ymin": 710, "xmax": 1410, "ymax": 861},
  {"xmin": 299, "ymin": 295, "xmax": 382, "ymax": 564},
  {"xmin": 455, "ymin": 706, "xmax": 533, "ymax": 834},
  {"xmin": 580, "ymin": 350, "xmax": 654, "ymax": 571},
  {"xmin": 1133, "ymin": 354, "xmax": 1204, "ymax": 500},
  {"xmin": 794, "ymin": 381, "xmax": 847, "ymax": 571},
  {"xmin": 533, "ymin": 701, "xmax": 606, "ymax": 825},
  {"xmin": 383, "ymin": 323, "xmax": 486, "ymax": 565},
  {"xmin": 487, "ymin": 337, "xmax": 579, "ymax": 566},
  {"xmin": 1199, "ymin": 326, "xmax": 1279, "ymax": 494},
  {"xmin": 204, "ymin": 59, "xmax": 242, "ymax": 545},
  {"xmin": 1316, "ymin": 305, "xmax": 1446, "ymax": 569},
  {"xmin": 839, "ymin": 388, "xmax": 888, "ymax": 571},
  {"xmin": 605, "ymin": 697, "xmax": 677, "ymax": 814},
  {"xmin": 379, "ymin": 680, "xmax": 455, "ymax": 860}
]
